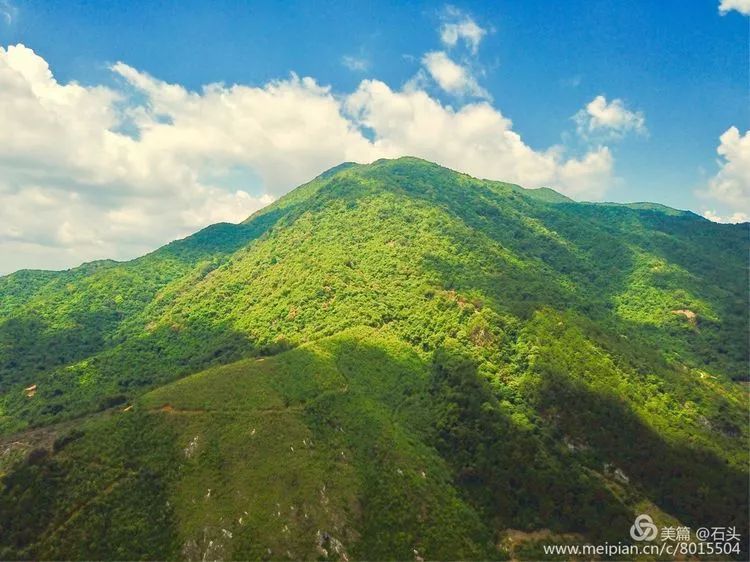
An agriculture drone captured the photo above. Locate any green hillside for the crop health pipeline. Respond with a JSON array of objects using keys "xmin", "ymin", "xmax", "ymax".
[{"xmin": 0, "ymin": 157, "xmax": 747, "ymax": 560}]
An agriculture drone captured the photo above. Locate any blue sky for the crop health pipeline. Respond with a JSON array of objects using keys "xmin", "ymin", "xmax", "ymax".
[{"xmin": 0, "ymin": 0, "xmax": 748, "ymax": 272}]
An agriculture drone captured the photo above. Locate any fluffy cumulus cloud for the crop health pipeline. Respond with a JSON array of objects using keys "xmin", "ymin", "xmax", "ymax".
[
  {"xmin": 702, "ymin": 210, "xmax": 749, "ymax": 223},
  {"xmin": 0, "ymin": 44, "xmax": 290, "ymax": 272},
  {"xmin": 719, "ymin": 0, "xmax": 750, "ymax": 15},
  {"xmin": 420, "ymin": 51, "xmax": 489, "ymax": 99},
  {"xmin": 346, "ymin": 80, "xmax": 612, "ymax": 198},
  {"xmin": 419, "ymin": 7, "xmax": 490, "ymax": 99},
  {"xmin": 699, "ymin": 127, "xmax": 750, "ymax": 222},
  {"xmin": 0, "ymin": 43, "xmax": 617, "ymax": 273},
  {"xmin": 574, "ymin": 95, "xmax": 646, "ymax": 139},
  {"xmin": 439, "ymin": 8, "xmax": 486, "ymax": 54}
]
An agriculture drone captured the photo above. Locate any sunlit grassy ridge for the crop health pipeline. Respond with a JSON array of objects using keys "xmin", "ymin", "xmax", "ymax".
[{"xmin": 0, "ymin": 157, "xmax": 747, "ymax": 559}]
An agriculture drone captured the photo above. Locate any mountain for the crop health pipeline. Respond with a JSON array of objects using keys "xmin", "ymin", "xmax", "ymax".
[{"xmin": 0, "ymin": 157, "xmax": 747, "ymax": 560}]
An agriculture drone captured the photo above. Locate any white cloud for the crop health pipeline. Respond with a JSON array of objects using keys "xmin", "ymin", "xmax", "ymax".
[
  {"xmin": 699, "ymin": 127, "xmax": 750, "ymax": 217},
  {"xmin": 341, "ymin": 55, "xmax": 369, "ymax": 72},
  {"xmin": 109, "ymin": 62, "xmax": 373, "ymax": 195},
  {"xmin": 439, "ymin": 9, "xmax": 486, "ymax": 54},
  {"xmin": 345, "ymin": 80, "xmax": 613, "ymax": 198},
  {"xmin": 702, "ymin": 210, "xmax": 749, "ymax": 223},
  {"xmin": 0, "ymin": 44, "xmax": 616, "ymax": 273},
  {"xmin": 0, "ymin": 45, "xmax": 322, "ymax": 272},
  {"xmin": 719, "ymin": 0, "xmax": 750, "ymax": 15},
  {"xmin": 575, "ymin": 95, "xmax": 646, "ymax": 139},
  {"xmin": 421, "ymin": 51, "xmax": 489, "ymax": 99}
]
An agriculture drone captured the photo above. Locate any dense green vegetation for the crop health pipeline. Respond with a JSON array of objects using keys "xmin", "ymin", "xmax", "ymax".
[{"xmin": 0, "ymin": 157, "xmax": 747, "ymax": 559}]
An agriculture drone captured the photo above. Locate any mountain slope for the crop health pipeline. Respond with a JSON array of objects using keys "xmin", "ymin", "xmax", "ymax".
[{"xmin": 0, "ymin": 157, "xmax": 747, "ymax": 560}]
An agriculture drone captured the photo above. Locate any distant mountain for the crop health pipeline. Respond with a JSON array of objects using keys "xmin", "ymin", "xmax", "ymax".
[{"xmin": 0, "ymin": 157, "xmax": 747, "ymax": 560}]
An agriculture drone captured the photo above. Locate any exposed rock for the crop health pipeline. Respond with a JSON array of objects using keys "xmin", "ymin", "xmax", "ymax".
[
  {"xmin": 316, "ymin": 530, "xmax": 349, "ymax": 562},
  {"xmin": 563, "ymin": 435, "xmax": 589, "ymax": 452},
  {"xmin": 184, "ymin": 435, "xmax": 200, "ymax": 458},
  {"xmin": 613, "ymin": 468, "xmax": 629, "ymax": 484},
  {"xmin": 181, "ymin": 527, "xmax": 228, "ymax": 562},
  {"xmin": 604, "ymin": 463, "xmax": 630, "ymax": 484},
  {"xmin": 671, "ymin": 309, "xmax": 698, "ymax": 326}
]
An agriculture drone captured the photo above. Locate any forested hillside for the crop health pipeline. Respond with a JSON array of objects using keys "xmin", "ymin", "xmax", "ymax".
[{"xmin": 0, "ymin": 158, "xmax": 747, "ymax": 560}]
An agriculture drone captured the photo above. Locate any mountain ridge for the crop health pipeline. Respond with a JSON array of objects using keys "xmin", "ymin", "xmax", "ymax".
[{"xmin": 2, "ymin": 156, "xmax": 725, "ymax": 279}]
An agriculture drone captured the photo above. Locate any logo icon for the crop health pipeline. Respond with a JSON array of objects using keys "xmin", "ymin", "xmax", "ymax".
[{"xmin": 630, "ymin": 514, "xmax": 658, "ymax": 541}]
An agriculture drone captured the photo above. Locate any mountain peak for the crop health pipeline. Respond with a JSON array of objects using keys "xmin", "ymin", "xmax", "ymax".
[{"xmin": 0, "ymin": 153, "xmax": 747, "ymax": 561}]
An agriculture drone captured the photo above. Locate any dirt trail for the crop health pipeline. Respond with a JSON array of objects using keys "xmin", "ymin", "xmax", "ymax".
[{"xmin": 148, "ymin": 402, "xmax": 308, "ymax": 416}]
